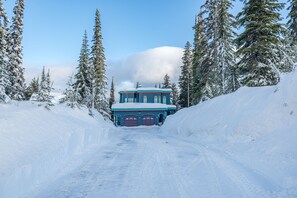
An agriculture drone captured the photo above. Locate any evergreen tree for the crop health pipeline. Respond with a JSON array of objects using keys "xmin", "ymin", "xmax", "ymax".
[
  {"xmin": 0, "ymin": 67, "xmax": 9, "ymax": 102},
  {"xmin": 36, "ymin": 67, "xmax": 51, "ymax": 102},
  {"xmin": 277, "ymin": 32, "xmax": 295, "ymax": 72},
  {"xmin": 171, "ymin": 83, "xmax": 178, "ymax": 106},
  {"xmin": 201, "ymin": 0, "xmax": 239, "ymax": 99},
  {"xmin": 162, "ymin": 74, "xmax": 171, "ymax": 88},
  {"xmin": 286, "ymin": 0, "xmax": 297, "ymax": 70},
  {"xmin": 7, "ymin": 0, "xmax": 25, "ymax": 100},
  {"xmin": 91, "ymin": 9, "xmax": 109, "ymax": 118},
  {"xmin": 178, "ymin": 41, "xmax": 193, "ymax": 108},
  {"xmin": 74, "ymin": 31, "xmax": 91, "ymax": 106},
  {"xmin": 109, "ymin": 77, "xmax": 115, "ymax": 120},
  {"xmin": 24, "ymin": 77, "xmax": 39, "ymax": 100},
  {"xmin": 61, "ymin": 75, "xmax": 81, "ymax": 108},
  {"xmin": 217, "ymin": 0, "xmax": 239, "ymax": 94},
  {"xmin": 288, "ymin": 0, "xmax": 297, "ymax": 43},
  {"xmin": 191, "ymin": 11, "xmax": 209, "ymax": 104},
  {"xmin": 46, "ymin": 69, "xmax": 52, "ymax": 93},
  {"xmin": 0, "ymin": 0, "xmax": 10, "ymax": 103},
  {"xmin": 236, "ymin": 0, "xmax": 286, "ymax": 86},
  {"xmin": 201, "ymin": 0, "xmax": 221, "ymax": 99}
]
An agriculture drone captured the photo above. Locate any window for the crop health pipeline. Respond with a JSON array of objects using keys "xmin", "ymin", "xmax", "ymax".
[
  {"xmin": 158, "ymin": 96, "xmax": 161, "ymax": 103},
  {"xmin": 163, "ymin": 96, "xmax": 166, "ymax": 104},
  {"xmin": 143, "ymin": 96, "xmax": 147, "ymax": 103},
  {"xmin": 154, "ymin": 96, "xmax": 158, "ymax": 103},
  {"xmin": 125, "ymin": 98, "xmax": 128, "ymax": 103},
  {"xmin": 128, "ymin": 98, "xmax": 134, "ymax": 103}
]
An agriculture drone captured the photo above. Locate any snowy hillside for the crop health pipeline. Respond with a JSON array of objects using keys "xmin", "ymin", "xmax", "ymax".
[
  {"xmin": 162, "ymin": 70, "xmax": 297, "ymax": 196},
  {"xmin": 0, "ymin": 103, "xmax": 116, "ymax": 198}
]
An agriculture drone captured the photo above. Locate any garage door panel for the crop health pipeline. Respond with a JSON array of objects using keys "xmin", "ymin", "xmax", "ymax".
[
  {"xmin": 124, "ymin": 116, "xmax": 138, "ymax": 127},
  {"xmin": 142, "ymin": 115, "xmax": 155, "ymax": 126}
]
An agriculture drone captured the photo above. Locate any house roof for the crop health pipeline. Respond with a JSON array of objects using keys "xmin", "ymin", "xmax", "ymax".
[
  {"xmin": 112, "ymin": 103, "xmax": 176, "ymax": 111},
  {"xmin": 119, "ymin": 87, "xmax": 172, "ymax": 94}
]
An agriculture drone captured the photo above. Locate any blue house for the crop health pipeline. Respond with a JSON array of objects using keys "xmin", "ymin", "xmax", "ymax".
[{"xmin": 111, "ymin": 88, "xmax": 176, "ymax": 127}]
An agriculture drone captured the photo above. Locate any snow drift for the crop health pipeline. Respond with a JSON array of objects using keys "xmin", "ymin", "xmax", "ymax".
[
  {"xmin": 0, "ymin": 103, "xmax": 116, "ymax": 198},
  {"xmin": 162, "ymin": 70, "xmax": 297, "ymax": 196},
  {"xmin": 162, "ymin": 70, "xmax": 297, "ymax": 141}
]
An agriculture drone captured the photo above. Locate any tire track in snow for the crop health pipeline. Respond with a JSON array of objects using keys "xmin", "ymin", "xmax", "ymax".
[
  {"xmin": 155, "ymin": 143, "xmax": 187, "ymax": 197},
  {"xmin": 208, "ymin": 152, "xmax": 273, "ymax": 198},
  {"xmin": 177, "ymin": 139, "xmax": 274, "ymax": 198}
]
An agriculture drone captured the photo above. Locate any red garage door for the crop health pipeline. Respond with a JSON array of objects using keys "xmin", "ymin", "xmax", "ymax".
[
  {"xmin": 124, "ymin": 116, "xmax": 138, "ymax": 127},
  {"xmin": 142, "ymin": 116, "xmax": 155, "ymax": 126}
]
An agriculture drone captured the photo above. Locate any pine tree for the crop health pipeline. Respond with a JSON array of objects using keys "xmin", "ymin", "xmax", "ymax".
[
  {"xmin": 201, "ymin": 0, "xmax": 222, "ymax": 99},
  {"xmin": 38, "ymin": 67, "xmax": 47, "ymax": 101},
  {"xmin": 61, "ymin": 75, "xmax": 81, "ymax": 108},
  {"xmin": 24, "ymin": 77, "xmax": 39, "ymax": 100},
  {"xmin": 46, "ymin": 69, "xmax": 52, "ymax": 93},
  {"xmin": 7, "ymin": 0, "xmax": 25, "ymax": 100},
  {"xmin": 286, "ymin": 0, "xmax": 297, "ymax": 70},
  {"xmin": 162, "ymin": 74, "xmax": 171, "ymax": 88},
  {"xmin": 288, "ymin": 0, "xmax": 297, "ymax": 43},
  {"xmin": 236, "ymin": 0, "xmax": 286, "ymax": 86},
  {"xmin": 191, "ymin": 11, "xmax": 209, "ymax": 104},
  {"xmin": 178, "ymin": 41, "xmax": 193, "ymax": 108},
  {"xmin": 217, "ymin": 0, "xmax": 239, "ymax": 94},
  {"xmin": 0, "ymin": 66, "xmax": 9, "ymax": 102},
  {"xmin": 171, "ymin": 83, "xmax": 178, "ymax": 106},
  {"xmin": 74, "ymin": 31, "xmax": 91, "ymax": 106},
  {"xmin": 201, "ymin": 0, "xmax": 239, "ymax": 99},
  {"xmin": 0, "ymin": 0, "xmax": 10, "ymax": 103},
  {"xmin": 91, "ymin": 9, "xmax": 109, "ymax": 118},
  {"xmin": 36, "ymin": 66, "xmax": 51, "ymax": 102},
  {"xmin": 276, "ymin": 32, "xmax": 295, "ymax": 72},
  {"xmin": 109, "ymin": 77, "xmax": 115, "ymax": 120}
]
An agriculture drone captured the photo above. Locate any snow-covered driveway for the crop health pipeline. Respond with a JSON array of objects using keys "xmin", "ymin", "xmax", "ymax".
[{"xmin": 34, "ymin": 127, "xmax": 289, "ymax": 198}]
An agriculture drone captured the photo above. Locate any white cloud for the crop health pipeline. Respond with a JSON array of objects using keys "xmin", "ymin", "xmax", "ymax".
[
  {"xmin": 112, "ymin": 80, "xmax": 135, "ymax": 102},
  {"xmin": 24, "ymin": 46, "xmax": 184, "ymax": 93},
  {"xmin": 107, "ymin": 46, "xmax": 183, "ymax": 88},
  {"xmin": 116, "ymin": 81, "xmax": 135, "ymax": 91}
]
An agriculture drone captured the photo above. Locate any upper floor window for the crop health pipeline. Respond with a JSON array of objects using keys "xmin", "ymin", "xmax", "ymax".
[
  {"xmin": 158, "ymin": 96, "xmax": 161, "ymax": 103},
  {"xmin": 128, "ymin": 98, "xmax": 134, "ymax": 103},
  {"xmin": 143, "ymin": 96, "xmax": 147, "ymax": 103},
  {"xmin": 154, "ymin": 96, "xmax": 158, "ymax": 103},
  {"xmin": 125, "ymin": 98, "xmax": 128, "ymax": 103},
  {"xmin": 163, "ymin": 96, "xmax": 166, "ymax": 104}
]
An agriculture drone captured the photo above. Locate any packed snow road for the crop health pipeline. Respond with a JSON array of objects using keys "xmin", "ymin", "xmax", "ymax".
[{"xmin": 34, "ymin": 127, "xmax": 283, "ymax": 198}]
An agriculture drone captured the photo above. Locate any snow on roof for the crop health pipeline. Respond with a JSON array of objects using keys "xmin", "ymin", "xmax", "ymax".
[
  {"xmin": 119, "ymin": 87, "xmax": 172, "ymax": 93},
  {"xmin": 112, "ymin": 103, "xmax": 176, "ymax": 111}
]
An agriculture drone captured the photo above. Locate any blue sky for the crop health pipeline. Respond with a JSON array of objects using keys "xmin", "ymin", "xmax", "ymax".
[
  {"xmin": 4, "ymin": 0, "xmax": 201, "ymax": 65},
  {"xmin": 3, "ymin": 0, "xmax": 289, "ymax": 89}
]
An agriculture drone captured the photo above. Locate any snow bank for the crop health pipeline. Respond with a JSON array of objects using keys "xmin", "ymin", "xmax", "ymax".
[
  {"xmin": 161, "ymin": 70, "xmax": 297, "ymax": 195},
  {"xmin": 162, "ymin": 70, "xmax": 297, "ymax": 142},
  {"xmin": 0, "ymin": 102, "xmax": 116, "ymax": 198}
]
